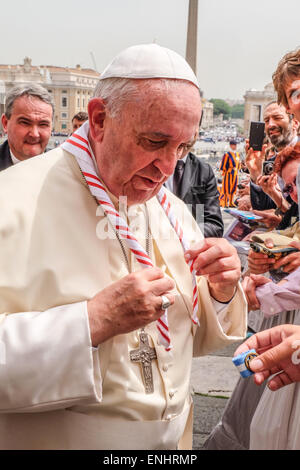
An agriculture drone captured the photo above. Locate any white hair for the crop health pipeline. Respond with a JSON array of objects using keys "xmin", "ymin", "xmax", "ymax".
[{"xmin": 93, "ymin": 77, "xmax": 197, "ymax": 119}]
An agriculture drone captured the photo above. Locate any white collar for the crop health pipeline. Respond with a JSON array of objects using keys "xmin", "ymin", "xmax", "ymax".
[{"xmin": 9, "ymin": 149, "xmax": 22, "ymax": 165}]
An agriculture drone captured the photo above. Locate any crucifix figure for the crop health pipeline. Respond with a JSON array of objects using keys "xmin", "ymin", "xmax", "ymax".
[{"xmin": 130, "ymin": 330, "xmax": 157, "ymax": 394}]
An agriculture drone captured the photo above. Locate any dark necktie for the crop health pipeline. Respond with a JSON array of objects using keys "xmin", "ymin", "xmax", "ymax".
[{"xmin": 173, "ymin": 160, "xmax": 185, "ymax": 196}]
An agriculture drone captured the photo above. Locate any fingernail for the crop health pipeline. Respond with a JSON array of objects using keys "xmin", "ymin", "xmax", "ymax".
[
  {"xmin": 184, "ymin": 253, "xmax": 191, "ymax": 261},
  {"xmin": 250, "ymin": 359, "xmax": 263, "ymax": 371}
]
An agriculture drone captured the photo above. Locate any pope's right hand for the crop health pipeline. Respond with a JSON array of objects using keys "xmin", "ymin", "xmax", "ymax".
[{"xmin": 87, "ymin": 267, "xmax": 175, "ymax": 346}]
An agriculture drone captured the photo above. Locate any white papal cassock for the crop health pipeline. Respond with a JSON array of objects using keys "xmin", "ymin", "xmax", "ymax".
[{"xmin": 0, "ymin": 147, "xmax": 247, "ymax": 449}]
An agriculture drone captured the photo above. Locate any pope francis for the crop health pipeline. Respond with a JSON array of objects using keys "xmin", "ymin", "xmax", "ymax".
[{"xmin": 0, "ymin": 44, "xmax": 247, "ymax": 450}]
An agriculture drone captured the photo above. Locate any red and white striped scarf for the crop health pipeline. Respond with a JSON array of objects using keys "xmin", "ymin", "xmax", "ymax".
[{"xmin": 62, "ymin": 121, "xmax": 199, "ymax": 351}]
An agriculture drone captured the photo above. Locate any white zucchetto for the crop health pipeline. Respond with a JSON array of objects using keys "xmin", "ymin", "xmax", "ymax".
[{"xmin": 99, "ymin": 44, "xmax": 199, "ymax": 89}]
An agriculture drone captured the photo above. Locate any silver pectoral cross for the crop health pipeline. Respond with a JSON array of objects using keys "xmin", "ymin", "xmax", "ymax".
[{"xmin": 130, "ymin": 330, "xmax": 157, "ymax": 394}]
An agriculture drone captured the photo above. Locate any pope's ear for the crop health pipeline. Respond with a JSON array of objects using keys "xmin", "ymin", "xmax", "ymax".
[{"xmin": 88, "ymin": 98, "xmax": 107, "ymax": 142}]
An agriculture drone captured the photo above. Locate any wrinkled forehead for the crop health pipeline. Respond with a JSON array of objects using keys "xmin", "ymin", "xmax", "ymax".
[
  {"xmin": 122, "ymin": 79, "xmax": 202, "ymax": 121},
  {"xmin": 263, "ymin": 103, "xmax": 288, "ymax": 120},
  {"xmin": 11, "ymin": 95, "xmax": 53, "ymax": 117}
]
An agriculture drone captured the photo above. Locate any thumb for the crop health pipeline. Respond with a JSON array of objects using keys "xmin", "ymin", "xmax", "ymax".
[
  {"xmin": 264, "ymin": 238, "xmax": 274, "ymax": 248},
  {"xmin": 184, "ymin": 240, "xmax": 208, "ymax": 261},
  {"xmin": 250, "ymin": 274, "xmax": 272, "ymax": 286},
  {"xmin": 249, "ymin": 341, "xmax": 292, "ymax": 372}
]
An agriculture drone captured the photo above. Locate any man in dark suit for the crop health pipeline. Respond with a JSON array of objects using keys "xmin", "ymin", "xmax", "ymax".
[
  {"xmin": 0, "ymin": 84, "xmax": 53, "ymax": 172},
  {"xmin": 165, "ymin": 151, "xmax": 224, "ymax": 237},
  {"xmin": 0, "ymin": 140, "xmax": 12, "ymax": 172}
]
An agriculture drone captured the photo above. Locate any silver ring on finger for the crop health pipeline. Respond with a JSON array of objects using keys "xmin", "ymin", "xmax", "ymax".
[{"xmin": 161, "ymin": 295, "xmax": 171, "ymax": 310}]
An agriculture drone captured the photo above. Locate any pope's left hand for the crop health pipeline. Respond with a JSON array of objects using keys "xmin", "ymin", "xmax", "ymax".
[{"xmin": 184, "ymin": 238, "xmax": 241, "ymax": 303}]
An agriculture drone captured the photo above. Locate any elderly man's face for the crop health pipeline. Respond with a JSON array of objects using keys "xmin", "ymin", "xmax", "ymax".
[
  {"xmin": 263, "ymin": 103, "xmax": 294, "ymax": 148},
  {"xmin": 92, "ymin": 81, "xmax": 201, "ymax": 205},
  {"xmin": 1, "ymin": 95, "xmax": 53, "ymax": 160}
]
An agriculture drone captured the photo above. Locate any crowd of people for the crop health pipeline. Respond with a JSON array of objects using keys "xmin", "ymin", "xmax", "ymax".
[
  {"xmin": 205, "ymin": 47, "xmax": 300, "ymax": 450},
  {"xmin": 0, "ymin": 43, "xmax": 299, "ymax": 450}
]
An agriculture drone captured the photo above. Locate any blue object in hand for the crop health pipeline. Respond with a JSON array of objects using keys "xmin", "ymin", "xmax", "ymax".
[{"xmin": 232, "ymin": 349, "xmax": 258, "ymax": 378}]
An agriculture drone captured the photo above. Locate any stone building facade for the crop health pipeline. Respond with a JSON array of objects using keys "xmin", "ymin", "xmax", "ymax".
[
  {"xmin": 201, "ymin": 98, "xmax": 214, "ymax": 129},
  {"xmin": 243, "ymin": 82, "xmax": 277, "ymax": 135},
  {"xmin": 0, "ymin": 57, "xmax": 215, "ymax": 134},
  {"xmin": 0, "ymin": 57, "xmax": 100, "ymax": 133}
]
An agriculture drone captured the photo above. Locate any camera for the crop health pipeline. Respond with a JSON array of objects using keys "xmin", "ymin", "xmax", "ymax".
[{"xmin": 262, "ymin": 160, "xmax": 274, "ymax": 175}]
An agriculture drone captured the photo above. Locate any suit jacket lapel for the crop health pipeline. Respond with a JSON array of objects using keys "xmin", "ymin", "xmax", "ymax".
[
  {"xmin": 0, "ymin": 141, "xmax": 13, "ymax": 171},
  {"xmin": 179, "ymin": 155, "xmax": 196, "ymax": 199}
]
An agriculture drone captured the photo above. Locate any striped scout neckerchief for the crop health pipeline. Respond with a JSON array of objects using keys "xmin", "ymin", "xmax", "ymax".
[{"xmin": 62, "ymin": 121, "xmax": 199, "ymax": 351}]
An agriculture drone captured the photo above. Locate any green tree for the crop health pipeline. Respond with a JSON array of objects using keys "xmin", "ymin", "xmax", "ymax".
[
  {"xmin": 209, "ymin": 99, "xmax": 231, "ymax": 118},
  {"xmin": 231, "ymin": 103, "xmax": 245, "ymax": 119}
]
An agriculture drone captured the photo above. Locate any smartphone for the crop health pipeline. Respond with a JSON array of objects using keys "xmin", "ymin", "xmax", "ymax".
[
  {"xmin": 237, "ymin": 183, "xmax": 245, "ymax": 189},
  {"xmin": 249, "ymin": 121, "xmax": 265, "ymax": 151},
  {"xmin": 250, "ymin": 241, "xmax": 298, "ymax": 260}
]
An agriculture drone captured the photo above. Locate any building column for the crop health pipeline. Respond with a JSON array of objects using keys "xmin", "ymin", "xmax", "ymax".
[{"xmin": 185, "ymin": 0, "xmax": 198, "ymax": 75}]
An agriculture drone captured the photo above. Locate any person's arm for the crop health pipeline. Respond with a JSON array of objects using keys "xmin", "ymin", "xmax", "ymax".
[
  {"xmin": 245, "ymin": 140, "xmax": 267, "ymax": 184},
  {"xmin": 234, "ymin": 324, "xmax": 300, "ymax": 391},
  {"xmin": 256, "ymin": 174, "xmax": 291, "ymax": 213},
  {"xmin": 0, "ymin": 302, "xmax": 102, "ymax": 413},
  {"xmin": 0, "ymin": 267, "xmax": 176, "ymax": 413},
  {"xmin": 277, "ymin": 202, "xmax": 299, "ymax": 230},
  {"xmin": 251, "ymin": 209, "xmax": 282, "ymax": 229},
  {"xmin": 250, "ymin": 180, "xmax": 276, "ymax": 210}
]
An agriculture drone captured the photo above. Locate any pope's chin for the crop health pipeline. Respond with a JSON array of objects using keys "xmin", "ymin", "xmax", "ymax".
[{"xmin": 127, "ymin": 177, "xmax": 162, "ymax": 205}]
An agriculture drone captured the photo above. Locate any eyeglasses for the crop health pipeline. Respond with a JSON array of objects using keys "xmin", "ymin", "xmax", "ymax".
[{"xmin": 283, "ymin": 177, "xmax": 297, "ymax": 195}]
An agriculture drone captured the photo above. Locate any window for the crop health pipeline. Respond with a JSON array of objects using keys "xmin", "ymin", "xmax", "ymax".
[
  {"xmin": 62, "ymin": 96, "xmax": 67, "ymax": 107},
  {"xmin": 61, "ymin": 112, "xmax": 67, "ymax": 119},
  {"xmin": 61, "ymin": 123, "xmax": 67, "ymax": 130}
]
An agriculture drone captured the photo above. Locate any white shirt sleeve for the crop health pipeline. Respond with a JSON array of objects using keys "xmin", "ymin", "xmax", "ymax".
[{"xmin": 0, "ymin": 301, "xmax": 102, "ymax": 413}]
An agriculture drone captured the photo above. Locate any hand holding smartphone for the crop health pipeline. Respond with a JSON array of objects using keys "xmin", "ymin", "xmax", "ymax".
[{"xmin": 249, "ymin": 121, "xmax": 265, "ymax": 151}]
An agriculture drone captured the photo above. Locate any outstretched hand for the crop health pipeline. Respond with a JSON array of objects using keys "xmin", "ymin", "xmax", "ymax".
[
  {"xmin": 242, "ymin": 274, "xmax": 272, "ymax": 310},
  {"xmin": 235, "ymin": 324, "xmax": 300, "ymax": 391}
]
